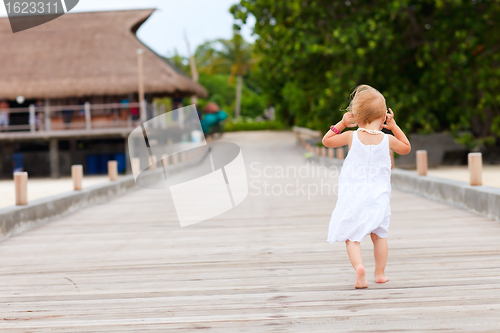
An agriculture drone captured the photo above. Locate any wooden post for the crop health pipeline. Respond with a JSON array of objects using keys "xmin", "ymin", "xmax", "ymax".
[
  {"xmin": 152, "ymin": 102, "xmax": 158, "ymax": 119},
  {"xmin": 321, "ymin": 147, "xmax": 327, "ymax": 157},
  {"xmin": 468, "ymin": 152, "xmax": 482, "ymax": 186},
  {"xmin": 390, "ymin": 150, "xmax": 395, "ymax": 169},
  {"xmin": 160, "ymin": 104, "xmax": 167, "ymax": 129},
  {"xmin": 137, "ymin": 49, "xmax": 146, "ymax": 123},
  {"xmin": 416, "ymin": 150, "xmax": 427, "ymax": 176},
  {"xmin": 108, "ymin": 160, "xmax": 118, "ymax": 181},
  {"xmin": 315, "ymin": 146, "xmax": 320, "ymax": 156},
  {"xmin": 49, "ymin": 138, "xmax": 59, "ymax": 178},
  {"xmin": 124, "ymin": 139, "xmax": 131, "ymax": 175},
  {"xmin": 14, "ymin": 172, "xmax": 28, "ymax": 205},
  {"xmin": 161, "ymin": 154, "xmax": 169, "ymax": 168},
  {"xmin": 336, "ymin": 147, "xmax": 344, "ymax": 160},
  {"xmin": 72, "ymin": 165, "xmax": 83, "ymax": 191},
  {"xmin": 131, "ymin": 157, "xmax": 141, "ymax": 177},
  {"xmin": 85, "ymin": 102, "xmax": 91, "ymax": 130},
  {"xmin": 149, "ymin": 156, "xmax": 157, "ymax": 170},
  {"xmin": 328, "ymin": 148, "xmax": 334, "ymax": 159},
  {"xmin": 29, "ymin": 104, "xmax": 36, "ymax": 132},
  {"xmin": 172, "ymin": 154, "xmax": 179, "ymax": 165}
]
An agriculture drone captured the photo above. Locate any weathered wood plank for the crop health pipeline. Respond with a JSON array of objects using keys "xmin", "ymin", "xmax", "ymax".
[{"xmin": 0, "ymin": 131, "xmax": 499, "ymax": 332}]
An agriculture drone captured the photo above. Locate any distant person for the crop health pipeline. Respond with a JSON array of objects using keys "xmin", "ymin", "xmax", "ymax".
[
  {"xmin": 322, "ymin": 84, "xmax": 411, "ymax": 289},
  {"xmin": 77, "ymin": 99, "xmax": 86, "ymax": 117},
  {"xmin": 130, "ymin": 98, "xmax": 140, "ymax": 121},
  {"xmin": 62, "ymin": 108, "xmax": 72, "ymax": 129},
  {"xmin": 263, "ymin": 104, "xmax": 275, "ymax": 121},
  {"xmin": 120, "ymin": 97, "xmax": 130, "ymax": 120},
  {"xmin": 121, "ymin": 97, "xmax": 130, "ymax": 111},
  {"xmin": 172, "ymin": 93, "xmax": 183, "ymax": 110},
  {"xmin": 35, "ymin": 100, "xmax": 44, "ymax": 131},
  {"xmin": 201, "ymin": 102, "xmax": 227, "ymax": 135},
  {"xmin": 0, "ymin": 100, "xmax": 10, "ymax": 132}
]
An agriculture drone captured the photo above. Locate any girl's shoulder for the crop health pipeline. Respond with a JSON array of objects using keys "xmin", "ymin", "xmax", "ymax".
[{"xmin": 346, "ymin": 129, "xmax": 355, "ymax": 148}]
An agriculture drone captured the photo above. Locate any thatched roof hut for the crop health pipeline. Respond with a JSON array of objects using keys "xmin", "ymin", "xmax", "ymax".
[{"xmin": 0, "ymin": 9, "xmax": 207, "ymax": 100}]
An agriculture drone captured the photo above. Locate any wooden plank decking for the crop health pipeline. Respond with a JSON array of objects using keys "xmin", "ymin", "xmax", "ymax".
[{"xmin": 0, "ymin": 131, "xmax": 499, "ymax": 332}]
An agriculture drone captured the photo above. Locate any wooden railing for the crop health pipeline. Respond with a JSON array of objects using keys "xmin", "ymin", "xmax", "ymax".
[{"xmin": 0, "ymin": 101, "xmax": 164, "ymax": 133}]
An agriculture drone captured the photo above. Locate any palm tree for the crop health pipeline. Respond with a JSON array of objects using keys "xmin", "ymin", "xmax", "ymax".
[{"xmin": 197, "ymin": 31, "xmax": 254, "ymax": 117}]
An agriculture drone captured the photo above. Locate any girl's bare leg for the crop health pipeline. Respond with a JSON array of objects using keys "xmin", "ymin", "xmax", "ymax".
[
  {"xmin": 370, "ymin": 233, "xmax": 389, "ymax": 283},
  {"xmin": 345, "ymin": 240, "xmax": 368, "ymax": 289}
]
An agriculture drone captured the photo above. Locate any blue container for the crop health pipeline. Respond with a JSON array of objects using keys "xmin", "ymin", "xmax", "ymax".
[
  {"xmin": 98, "ymin": 154, "xmax": 112, "ymax": 174},
  {"xmin": 114, "ymin": 153, "xmax": 126, "ymax": 174},
  {"xmin": 86, "ymin": 155, "xmax": 98, "ymax": 175},
  {"xmin": 12, "ymin": 153, "xmax": 24, "ymax": 173}
]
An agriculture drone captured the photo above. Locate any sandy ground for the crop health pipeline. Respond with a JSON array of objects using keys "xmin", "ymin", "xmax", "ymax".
[
  {"xmin": 426, "ymin": 165, "xmax": 500, "ymax": 188},
  {"xmin": 0, "ymin": 175, "xmax": 111, "ymax": 209}
]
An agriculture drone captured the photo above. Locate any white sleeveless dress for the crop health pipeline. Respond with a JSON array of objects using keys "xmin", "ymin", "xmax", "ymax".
[{"xmin": 327, "ymin": 130, "xmax": 392, "ymax": 243}]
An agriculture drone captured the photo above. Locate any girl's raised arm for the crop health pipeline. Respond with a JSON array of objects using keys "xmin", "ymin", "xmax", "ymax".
[
  {"xmin": 383, "ymin": 108, "xmax": 411, "ymax": 155},
  {"xmin": 322, "ymin": 112, "xmax": 356, "ymax": 148}
]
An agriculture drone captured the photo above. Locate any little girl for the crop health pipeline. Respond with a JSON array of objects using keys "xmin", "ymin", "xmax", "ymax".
[{"xmin": 322, "ymin": 85, "xmax": 411, "ymax": 289}]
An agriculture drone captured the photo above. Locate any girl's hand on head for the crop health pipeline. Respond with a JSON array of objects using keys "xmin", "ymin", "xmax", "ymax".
[
  {"xmin": 382, "ymin": 108, "xmax": 397, "ymax": 130},
  {"xmin": 342, "ymin": 112, "xmax": 357, "ymax": 128}
]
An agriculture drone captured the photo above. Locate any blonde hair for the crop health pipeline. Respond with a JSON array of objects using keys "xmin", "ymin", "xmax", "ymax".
[{"xmin": 345, "ymin": 84, "xmax": 387, "ymax": 125}]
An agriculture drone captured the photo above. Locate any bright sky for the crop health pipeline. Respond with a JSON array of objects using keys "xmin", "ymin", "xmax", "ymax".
[{"xmin": 0, "ymin": 0, "xmax": 256, "ymax": 57}]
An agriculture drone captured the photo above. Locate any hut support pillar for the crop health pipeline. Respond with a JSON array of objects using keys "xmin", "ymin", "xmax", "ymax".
[
  {"xmin": 49, "ymin": 138, "xmax": 59, "ymax": 178},
  {"xmin": 69, "ymin": 139, "xmax": 77, "ymax": 165},
  {"xmin": 44, "ymin": 98, "xmax": 51, "ymax": 131},
  {"xmin": 125, "ymin": 138, "xmax": 131, "ymax": 174}
]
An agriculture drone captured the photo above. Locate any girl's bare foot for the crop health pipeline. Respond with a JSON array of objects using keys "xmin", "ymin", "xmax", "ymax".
[
  {"xmin": 354, "ymin": 265, "xmax": 368, "ymax": 289},
  {"xmin": 375, "ymin": 274, "xmax": 389, "ymax": 283}
]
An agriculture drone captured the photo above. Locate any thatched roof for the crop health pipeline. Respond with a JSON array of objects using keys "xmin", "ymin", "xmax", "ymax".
[{"xmin": 0, "ymin": 9, "xmax": 207, "ymax": 100}]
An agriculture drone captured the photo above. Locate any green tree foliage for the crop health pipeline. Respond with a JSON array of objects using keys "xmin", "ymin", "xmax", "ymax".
[
  {"xmin": 166, "ymin": 35, "xmax": 266, "ymax": 119},
  {"xmin": 231, "ymin": 0, "xmax": 500, "ymax": 147}
]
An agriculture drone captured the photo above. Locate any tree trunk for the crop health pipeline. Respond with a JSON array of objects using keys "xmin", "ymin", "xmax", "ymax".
[{"xmin": 235, "ymin": 75, "xmax": 243, "ymax": 118}]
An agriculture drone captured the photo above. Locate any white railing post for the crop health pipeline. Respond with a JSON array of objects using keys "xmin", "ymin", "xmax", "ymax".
[
  {"xmin": 44, "ymin": 99, "xmax": 51, "ymax": 131},
  {"xmin": 468, "ymin": 152, "xmax": 482, "ymax": 186},
  {"xmin": 152, "ymin": 102, "xmax": 157, "ymax": 116},
  {"xmin": 85, "ymin": 102, "xmax": 91, "ymax": 130},
  {"xmin": 140, "ymin": 100, "xmax": 147, "ymax": 123},
  {"xmin": 160, "ymin": 104, "xmax": 166, "ymax": 129},
  {"xmin": 14, "ymin": 172, "xmax": 28, "ymax": 205},
  {"xmin": 29, "ymin": 104, "xmax": 36, "ymax": 132},
  {"xmin": 72, "ymin": 165, "xmax": 83, "ymax": 191},
  {"xmin": 137, "ymin": 49, "xmax": 147, "ymax": 123},
  {"xmin": 152, "ymin": 102, "xmax": 158, "ymax": 127}
]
